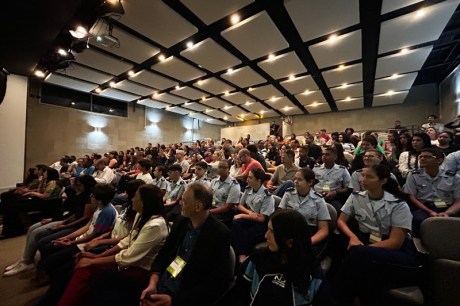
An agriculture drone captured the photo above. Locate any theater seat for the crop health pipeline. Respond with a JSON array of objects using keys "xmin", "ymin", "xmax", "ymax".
[{"xmin": 320, "ymin": 203, "xmax": 338, "ymax": 272}]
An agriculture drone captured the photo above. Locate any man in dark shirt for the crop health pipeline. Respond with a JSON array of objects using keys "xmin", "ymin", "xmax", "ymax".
[
  {"xmin": 141, "ymin": 183, "xmax": 232, "ymax": 306},
  {"xmin": 270, "ymin": 120, "xmax": 280, "ymax": 136}
]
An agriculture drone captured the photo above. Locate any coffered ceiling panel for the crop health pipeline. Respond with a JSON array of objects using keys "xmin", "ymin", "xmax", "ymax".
[
  {"xmin": 180, "ymin": 0, "xmax": 253, "ymax": 25},
  {"xmin": 250, "ymin": 84, "xmax": 283, "ymax": 100},
  {"xmin": 180, "ymin": 38, "xmax": 241, "ymax": 73},
  {"xmin": 63, "ymin": 64, "xmax": 113, "ymax": 84},
  {"xmin": 153, "ymin": 93, "xmax": 187, "ymax": 105},
  {"xmin": 76, "ymin": 49, "xmax": 132, "ymax": 75},
  {"xmin": 152, "ymin": 57, "xmax": 206, "ymax": 82},
  {"xmin": 330, "ymin": 82, "xmax": 363, "ymax": 100},
  {"xmin": 379, "ymin": 0, "xmax": 460, "ymax": 53},
  {"xmin": 322, "ymin": 63, "xmax": 363, "ymax": 88},
  {"xmin": 200, "ymin": 97, "xmax": 228, "ymax": 109},
  {"xmin": 375, "ymin": 46, "xmax": 433, "ymax": 78},
  {"xmin": 381, "ymin": 0, "xmax": 423, "ymax": 14},
  {"xmin": 336, "ymin": 97, "xmax": 364, "ymax": 111},
  {"xmin": 130, "ymin": 70, "xmax": 176, "ymax": 90},
  {"xmin": 121, "ymin": 0, "xmax": 197, "ymax": 47},
  {"xmin": 285, "ymin": 0, "xmax": 360, "ymax": 42},
  {"xmin": 171, "ymin": 86, "xmax": 206, "ymax": 100},
  {"xmin": 374, "ymin": 72, "xmax": 418, "ymax": 95},
  {"xmin": 99, "ymin": 88, "xmax": 140, "ymax": 102},
  {"xmin": 305, "ymin": 103, "xmax": 332, "ymax": 114},
  {"xmin": 220, "ymin": 66, "xmax": 266, "ymax": 88},
  {"xmin": 295, "ymin": 90, "xmax": 327, "ymax": 105},
  {"xmin": 257, "ymin": 51, "xmax": 307, "ymax": 80},
  {"xmin": 137, "ymin": 98, "xmax": 169, "ymax": 109},
  {"xmin": 280, "ymin": 75, "xmax": 319, "ymax": 95},
  {"xmin": 222, "ymin": 91, "xmax": 253, "ymax": 105},
  {"xmin": 166, "ymin": 106, "xmax": 190, "ymax": 115},
  {"xmin": 114, "ymin": 80, "xmax": 154, "ymax": 96},
  {"xmin": 309, "ymin": 30, "xmax": 362, "ymax": 69},
  {"xmin": 373, "ymin": 91, "xmax": 409, "ymax": 106},
  {"xmin": 221, "ymin": 11, "xmax": 289, "ymax": 60},
  {"xmin": 45, "ymin": 74, "xmax": 98, "ymax": 93},
  {"xmin": 193, "ymin": 77, "xmax": 235, "ymax": 95}
]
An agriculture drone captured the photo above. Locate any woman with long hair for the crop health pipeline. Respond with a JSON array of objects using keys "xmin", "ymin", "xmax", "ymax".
[
  {"xmin": 56, "ymin": 184, "xmax": 169, "ymax": 306},
  {"xmin": 398, "ymin": 132, "xmax": 431, "ymax": 179},
  {"xmin": 233, "ymin": 209, "xmax": 329, "ymax": 306},
  {"xmin": 336, "ymin": 164, "xmax": 418, "ymax": 306},
  {"xmin": 338, "ymin": 132, "xmax": 355, "ymax": 153}
]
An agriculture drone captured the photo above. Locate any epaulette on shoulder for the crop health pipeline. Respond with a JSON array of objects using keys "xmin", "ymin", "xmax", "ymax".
[
  {"xmin": 232, "ymin": 179, "xmax": 239, "ymax": 184},
  {"xmin": 314, "ymin": 191, "xmax": 323, "ymax": 198},
  {"xmin": 179, "ymin": 180, "xmax": 185, "ymax": 184},
  {"xmin": 286, "ymin": 187, "xmax": 295, "ymax": 192},
  {"xmin": 314, "ymin": 163, "xmax": 321, "ymax": 167},
  {"xmin": 411, "ymin": 170, "xmax": 421, "ymax": 174},
  {"xmin": 339, "ymin": 165, "xmax": 346, "ymax": 169},
  {"xmin": 446, "ymin": 170, "xmax": 456, "ymax": 176},
  {"xmin": 352, "ymin": 190, "xmax": 366, "ymax": 196},
  {"xmin": 264, "ymin": 189, "xmax": 271, "ymax": 196}
]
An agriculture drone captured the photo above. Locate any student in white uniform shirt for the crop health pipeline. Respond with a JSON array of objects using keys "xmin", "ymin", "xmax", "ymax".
[
  {"xmin": 163, "ymin": 164, "xmax": 185, "ymax": 222},
  {"xmin": 135, "ymin": 159, "xmax": 154, "ymax": 185},
  {"xmin": 279, "ymin": 168, "xmax": 331, "ymax": 258},
  {"xmin": 188, "ymin": 161, "xmax": 211, "ymax": 187},
  {"xmin": 337, "ymin": 164, "xmax": 418, "ymax": 306},
  {"xmin": 151, "ymin": 165, "xmax": 169, "ymax": 195},
  {"xmin": 92, "ymin": 159, "xmax": 115, "ymax": 184},
  {"xmin": 232, "ymin": 168, "xmax": 274, "ymax": 262}
]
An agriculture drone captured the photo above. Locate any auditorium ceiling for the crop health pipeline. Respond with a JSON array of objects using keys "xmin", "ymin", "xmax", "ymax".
[{"xmin": 1, "ymin": 0, "xmax": 460, "ymax": 125}]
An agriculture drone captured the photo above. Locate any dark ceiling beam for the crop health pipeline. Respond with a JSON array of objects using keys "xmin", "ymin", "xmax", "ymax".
[
  {"xmin": 261, "ymin": 0, "xmax": 338, "ymax": 112},
  {"xmin": 360, "ymin": 0, "xmax": 382, "ymax": 108}
]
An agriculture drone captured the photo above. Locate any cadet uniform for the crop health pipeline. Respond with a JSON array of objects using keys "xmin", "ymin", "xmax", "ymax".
[
  {"xmin": 232, "ymin": 185, "xmax": 275, "ymax": 256},
  {"xmin": 350, "ymin": 169, "xmax": 398, "ymax": 192},
  {"xmin": 337, "ymin": 191, "xmax": 419, "ymax": 306},
  {"xmin": 403, "ymin": 168, "xmax": 460, "ymax": 236},
  {"xmin": 313, "ymin": 163, "xmax": 351, "ymax": 211},
  {"xmin": 280, "ymin": 187, "xmax": 331, "ymax": 258},
  {"xmin": 152, "ymin": 176, "xmax": 169, "ymax": 191},
  {"xmin": 164, "ymin": 178, "xmax": 185, "ymax": 222},
  {"xmin": 210, "ymin": 175, "xmax": 241, "ymax": 224},
  {"xmin": 188, "ymin": 175, "xmax": 211, "ymax": 187}
]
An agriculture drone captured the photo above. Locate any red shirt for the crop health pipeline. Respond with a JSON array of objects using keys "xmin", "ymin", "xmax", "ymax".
[{"xmin": 240, "ymin": 158, "xmax": 263, "ymax": 180}]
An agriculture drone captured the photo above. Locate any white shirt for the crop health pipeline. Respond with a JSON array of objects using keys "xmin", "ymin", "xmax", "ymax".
[{"xmin": 93, "ymin": 166, "xmax": 115, "ymax": 184}]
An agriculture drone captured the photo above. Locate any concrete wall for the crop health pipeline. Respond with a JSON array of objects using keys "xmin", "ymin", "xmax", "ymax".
[
  {"xmin": 238, "ymin": 84, "xmax": 439, "ymax": 136},
  {"xmin": 0, "ymin": 74, "xmax": 27, "ymax": 190},
  {"xmin": 440, "ymin": 65, "xmax": 460, "ymax": 122},
  {"xmin": 25, "ymin": 82, "xmax": 220, "ymax": 170}
]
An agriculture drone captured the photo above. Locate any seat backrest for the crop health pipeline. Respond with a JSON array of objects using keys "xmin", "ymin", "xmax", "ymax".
[
  {"xmin": 421, "ymin": 217, "xmax": 460, "ymax": 261},
  {"xmin": 224, "ymin": 246, "xmax": 236, "ymax": 282},
  {"xmin": 325, "ymin": 202, "xmax": 338, "ymax": 234},
  {"xmin": 273, "ymin": 195, "xmax": 282, "ymax": 209}
]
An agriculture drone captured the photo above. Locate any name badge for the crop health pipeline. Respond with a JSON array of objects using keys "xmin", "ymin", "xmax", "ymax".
[
  {"xmin": 212, "ymin": 197, "xmax": 217, "ymax": 207},
  {"xmin": 166, "ymin": 256, "xmax": 187, "ymax": 278},
  {"xmin": 369, "ymin": 231, "xmax": 382, "ymax": 244},
  {"xmin": 433, "ymin": 199, "xmax": 447, "ymax": 209},
  {"xmin": 166, "ymin": 198, "xmax": 172, "ymax": 203},
  {"xmin": 322, "ymin": 184, "xmax": 330, "ymax": 193}
]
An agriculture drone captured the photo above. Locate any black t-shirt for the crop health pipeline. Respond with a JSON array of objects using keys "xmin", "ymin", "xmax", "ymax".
[{"xmin": 60, "ymin": 192, "xmax": 91, "ymax": 223}]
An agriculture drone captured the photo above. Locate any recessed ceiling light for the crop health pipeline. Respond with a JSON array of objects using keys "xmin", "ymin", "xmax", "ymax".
[
  {"xmin": 224, "ymin": 105, "xmax": 231, "ymax": 110},
  {"xmin": 128, "ymin": 70, "xmax": 135, "ymax": 76},
  {"xmin": 69, "ymin": 25, "xmax": 88, "ymax": 39},
  {"xmin": 416, "ymin": 8, "xmax": 425, "ymax": 18},
  {"xmin": 270, "ymin": 96, "xmax": 277, "ymax": 102},
  {"xmin": 57, "ymin": 48, "xmax": 68, "ymax": 56},
  {"xmin": 175, "ymin": 85, "xmax": 181, "ymax": 90},
  {"xmin": 399, "ymin": 48, "xmax": 409, "ymax": 55},
  {"xmin": 223, "ymin": 116, "xmax": 228, "ymax": 120},
  {"xmin": 245, "ymin": 101, "xmax": 252, "ymax": 105},
  {"xmin": 390, "ymin": 73, "xmax": 401, "ymax": 79},
  {"xmin": 268, "ymin": 54, "xmax": 276, "ymax": 61},
  {"xmin": 95, "ymin": 88, "xmax": 102, "ymax": 93},
  {"xmin": 231, "ymin": 14, "xmax": 240, "ymax": 25},
  {"xmin": 310, "ymin": 102, "xmax": 320, "ymax": 107},
  {"xmin": 386, "ymin": 90, "xmax": 395, "ymax": 96},
  {"xmin": 345, "ymin": 97, "xmax": 351, "ymax": 101},
  {"xmin": 158, "ymin": 54, "xmax": 166, "ymax": 61},
  {"xmin": 338, "ymin": 64, "xmax": 345, "ymax": 70},
  {"xmin": 109, "ymin": 108, "xmax": 114, "ymax": 112},
  {"xmin": 227, "ymin": 68, "xmax": 234, "ymax": 74},
  {"xmin": 328, "ymin": 34, "xmax": 338, "ymax": 43},
  {"xmin": 288, "ymin": 75, "xmax": 296, "ymax": 81},
  {"xmin": 341, "ymin": 83, "xmax": 348, "ymax": 88},
  {"xmin": 303, "ymin": 89, "xmax": 311, "ymax": 95},
  {"xmin": 34, "ymin": 70, "xmax": 45, "ymax": 78},
  {"xmin": 71, "ymin": 101, "xmax": 76, "ymax": 106},
  {"xmin": 260, "ymin": 110, "xmax": 265, "ymax": 113},
  {"xmin": 248, "ymin": 87, "xmax": 254, "ymax": 91},
  {"xmin": 283, "ymin": 106, "xmax": 291, "ymax": 111},
  {"xmin": 197, "ymin": 79, "xmax": 204, "ymax": 85},
  {"xmin": 109, "ymin": 81, "xmax": 116, "ymax": 87},
  {"xmin": 186, "ymin": 41, "xmax": 194, "ymax": 49},
  {"xmin": 205, "ymin": 109, "xmax": 211, "ymax": 112},
  {"xmin": 189, "ymin": 112, "xmax": 195, "ymax": 116},
  {"xmin": 202, "ymin": 96, "xmax": 207, "ymax": 101},
  {"xmin": 153, "ymin": 92, "xmax": 160, "ymax": 98}
]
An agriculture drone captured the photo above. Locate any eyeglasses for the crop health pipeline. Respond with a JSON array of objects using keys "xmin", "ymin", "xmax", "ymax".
[{"xmin": 363, "ymin": 155, "xmax": 376, "ymax": 159}]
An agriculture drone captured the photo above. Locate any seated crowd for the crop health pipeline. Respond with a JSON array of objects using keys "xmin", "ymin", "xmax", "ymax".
[{"xmin": 1, "ymin": 114, "xmax": 460, "ymax": 306}]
